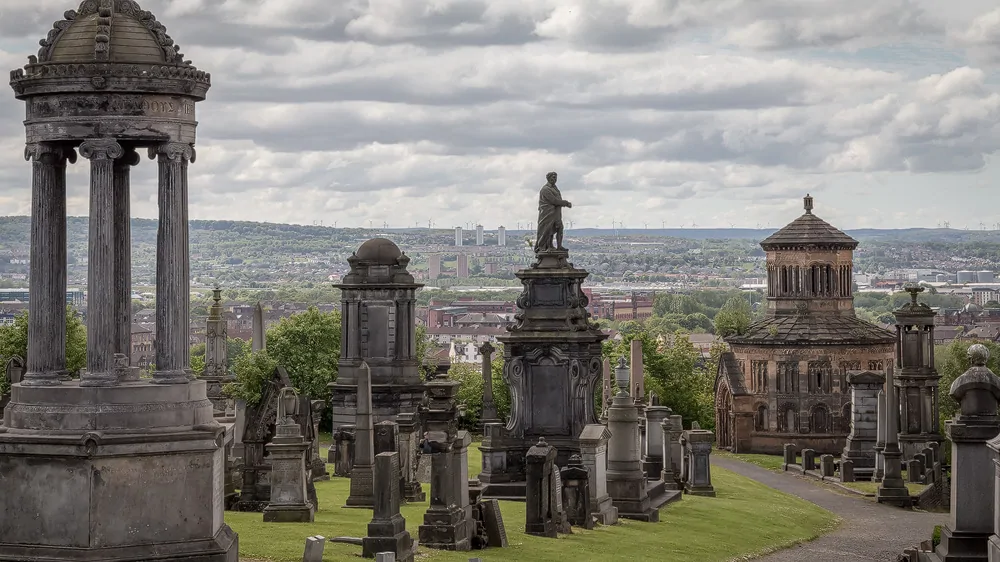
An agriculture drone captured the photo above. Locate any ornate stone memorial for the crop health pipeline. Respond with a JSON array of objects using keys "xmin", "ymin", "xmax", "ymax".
[
  {"xmin": 842, "ymin": 370, "xmax": 885, "ymax": 475},
  {"xmin": 682, "ymin": 429, "xmax": 716, "ymax": 497},
  {"xmin": 480, "ymin": 173, "xmax": 608, "ymax": 500},
  {"xmin": 329, "ymin": 238, "xmax": 425, "ymax": 431},
  {"xmin": 894, "ymin": 285, "xmax": 944, "ymax": 461},
  {"xmin": 203, "ymin": 287, "xmax": 234, "ymax": 414},
  {"xmin": 263, "ymin": 388, "xmax": 315, "ymax": 523},
  {"xmin": 607, "ymin": 388, "xmax": 659, "ymax": 522},
  {"xmin": 0, "ymin": 3, "xmax": 236, "ymax": 558}
]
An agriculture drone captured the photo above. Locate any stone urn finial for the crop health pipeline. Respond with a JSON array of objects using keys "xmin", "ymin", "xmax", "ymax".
[
  {"xmin": 278, "ymin": 387, "xmax": 299, "ymax": 425},
  {"xmin": 969, "ymin": 343, "xmax": 990, "ymax": 367}
]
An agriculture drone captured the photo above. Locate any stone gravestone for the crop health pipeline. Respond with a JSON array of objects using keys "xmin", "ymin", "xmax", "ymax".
[
  {"xmin": 934, "ymin": 344, "xmax": 1000, "ymax": 561},
  {"xmin": 524, "ymin": 438, "xmax": 558, "ymax": 538},
  {"xmin": 841, "ymin": 459, "xmax": 855, "ymax": 482},
  {"xmin": 561, "ymin": 454, "xmax": 594, "ymax": 530},
  {"xmin": 907, "ymin": 455, "xmax": 925, "ymax": 484},
  {"xmin": 332, "ymin": 425, "xmax": 356, "ymax": 477},
  {"xmin": 642, "ymin": 395, "xmax": 671, "ymax": 481},
  {"xmin": 550, "ymin": 467, "xmax": 572, "ymax": 535},
  {"xmin": 842, "ymin": 371, "xmax": 885, "ymax": 474},
  {"xmin": 347, "ymin": 361, "xmax": 376, "ymax": 508},
  {"xmin": 782, "ymin": 443, "xmax": 798, "ymax": 471},
  {"xmin": 235, "ymin": 366, "xmax": 295, "ymax": 512},
  {"xmin": 683, "ymin": 429, "xmax": 716, "ymax": 497},
  {"xmin": 607, "ymin": 388, "xmax": 658, "ymax": 522},
  {"xmin": 666, "ymin": 415, "xmax": 685, "ymax": 489},
  {"xmin": 397, "ymin": 412, "xmax": 425, "ymax": 502},
  {"xmin": 375, "ymin": 421, "xmax": 405, "ymax": 498},
  {"xmin": 820, "ymin": 454, "xmax": 835, "ymax": 478},
  {"xmin": 263, "ymin": 388, "xmax": 315, "ymax": 523},
  {"xmin": 579, "ymin": 424, "xmax": 618, "ymax": 525},
  {"xmin": 362, "ymin": 452, "xmax": 414, "ymax": 562},
  {"xmin": 303, "ymin": 536, "xmax": 326, "ymax": 562},
  {"xmin": 480, "ymin": 498, "xmax": 509, "ymax": 548},
  {"xmin": 310, "ymin": 400, "xmax": 330, "ymax": 481},
  {"xmin": 801, "ymin": 448, "xmax": 817, "ymax": 472}
]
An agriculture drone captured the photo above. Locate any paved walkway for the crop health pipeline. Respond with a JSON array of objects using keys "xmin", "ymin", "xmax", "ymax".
[{"xmin": 713, "ymin": 456, "xmax": 947, "ymax": 562}]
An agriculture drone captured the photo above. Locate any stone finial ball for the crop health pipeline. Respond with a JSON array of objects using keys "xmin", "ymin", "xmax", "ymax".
[{"xmin": 968, "ymin": 344, "xmax": 990, "ymax": 366}]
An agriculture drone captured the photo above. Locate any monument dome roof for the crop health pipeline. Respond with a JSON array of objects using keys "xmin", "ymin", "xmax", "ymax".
[
  {"xmin": 760, "ymin": 195, "xmax": 857, "ymax": 250},
  {"xmin": 355, "ymin": 238, "xmax": 402, "ymax": 265}
]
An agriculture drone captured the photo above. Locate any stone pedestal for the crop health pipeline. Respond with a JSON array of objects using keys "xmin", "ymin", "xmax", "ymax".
[
  {"xmin": 0, "ymin": 381, "xmax": 237, "ymax": 561},
  {"xmin": 843, "ymin": 371, "xmax": 884, "ymax": 471},
  {"xmin": 363, "ymin": 452, "xmax": 414, "ymax": 562},
  {"xmin": 418, "ymin": 382, "xmax": 472, "ymax": 551},
  {"xmin": 642, "ymin": 403, "xmax": 671, "ymax": 480},
  {"xmin": 479, "ymin": 248, "xmax": 608, "ymax": 500},
  {"xmin": 263, "ymin": 389, "xmax": 315, "ymax": 523},
  {"xmin": 524, "ymin": 438, "xmax": 558, "ymax": 538},
  {"xmin": 683, "ymin": 429, "xmax": 716, "ymax": 497},
  {"xmin": 578, "ymin": 424, "xmax": 617, "ymax": 525},
  {"xmin": 934, "ymin": 346, "xmax": 1000, "ymax": 562},
  {"xmin": 606, "ymin": 391, "xmax": 658, "ymax": 522},
  {"xmin": 331, "ymin": 425, "xmax": 356, "ymax": 476}
]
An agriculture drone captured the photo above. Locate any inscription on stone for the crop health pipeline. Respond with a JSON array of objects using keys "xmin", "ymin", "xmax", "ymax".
[
  {"xmin": 530, "ymin": 365, "xmax": 569, "ymax": 435},
  {"xmin": 28, "ymin": 94, "xmax": 196, "ymax": 120}
]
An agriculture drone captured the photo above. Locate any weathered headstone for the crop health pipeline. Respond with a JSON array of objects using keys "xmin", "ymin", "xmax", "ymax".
[
  {"xmin": 642, "ymin": 399, "xmax": 671, "ymax": 480},
  {"xmin": 801, "ymin": 448, "xmax": 817, "ymax": 471},
  {"xmin": 550, "ymin": 466, "xmax": 571, "ymax": 535},
  {"xmin": 481, "ymin": 498, "xmax": 509, "ymax": 548},
  {"xmin": 936, "ymin": 344, "xmax": 1000, "ymax": 560},
  {"xmin": 263, "ymin": 388, "xmax": 315, "ymax": 523},
  {"xmin": 347, "ymin": 362, "xmax": 376, "ymax": 508},
  {"xmin": 561, "ymin": 454, "xmax": 594, "ymax": 530},
  {"xmin": 375, "ymin": 553, "xmax": 396, "ymax": 562},
  {"xmin": 607, "ymin": 389, "xmax": 659, "ymax": 521},
  {"xmin": 362, "ymin": 452, "xmax": 414, "ymax": 562},
  {"xmin": 524, "ymin": 437, "xmax": 558, "ymax": 538},
  {"xmin": 782, "ymin": 443, "xmax": 798, "ymax": 471},
  {"xmin": 332, "ymin": 425, "xmax": 357, "ymax": 477},
  {"xmin": 579, "ymin": 424, "xmax": 617, "ymax": 525},
  {"xmin": 841, "ymin": 459, "xmax": 855, "ymax": 482},
  {"xmin": 303, "ymin": 535, "xmax": 326, "ymax": 562},
  {"xmin": 842, "ymin": 371, "xmax": 885, "ymax": 473},
  {"xmin": 908, "ymin": 454, "xmax": 925, "ymax": 484},
  {"xmin": 397, "ymin": 413, "xmax": 425, "ymax": 502},
  {"xmin": 683, "ymin": 429, "xmax": 716, "ymax": 497},
  {"xmin": 375, "ymin": 421, "xmax": 400, "ymax": 456},
  {"xmin": 820, "ymin": 454, "xmax": 835, "ymax": 478}
]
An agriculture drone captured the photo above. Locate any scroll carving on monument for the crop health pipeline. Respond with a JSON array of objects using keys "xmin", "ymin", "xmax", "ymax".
[
  {"xmin": 148, "ymin": 142, "xmax": 195, "ymax": 162},
  {"xmin": 79, "ymin": 138, "xmax": 124, "ymax": 161},
  {"xmin": 24, "ymin": 143, "xmax": 76, "ymax": 165},
  {"xmin": 504, "ymin": 357, "xmax": 525, "ymax": 438}
]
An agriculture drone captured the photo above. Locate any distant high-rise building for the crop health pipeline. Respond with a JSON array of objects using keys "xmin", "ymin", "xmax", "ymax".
[
  {"xmin": 455, "ymin": 226, "xmax": 463, "ymax": 246},
  {"xmin": 498, "ymin": 226, "xmax": 506, "ymax": 246},
  {"xmin": 429, "ymin": 254, "xmax": 442, "ymax": 280},
  {"xmin": 457, "ymin": 254, "xmax": 469, "ymax": 278},
  {"xmin": 476, "ymin": 224, "xmax": 484, "ymax": 246}
]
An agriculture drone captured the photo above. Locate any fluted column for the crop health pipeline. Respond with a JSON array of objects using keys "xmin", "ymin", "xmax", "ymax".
[
  {"xmin": 150, "ymin": 142, "xmax": 195, "ymax": 384},
  {"xmin": 113, "ymin": 148, "xmax": 140, "ymax": 363},
  {"xmin": 22, "ymin": 143, "xmax": 75, "ymax": 387},
  {"xmin": 79, "ymin": 139, "xmax": 124, "ymax": 387}
]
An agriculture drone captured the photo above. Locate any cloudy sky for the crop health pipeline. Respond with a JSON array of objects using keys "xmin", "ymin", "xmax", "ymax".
[{"xmin": 1, "ymin": 0, "xmax": 999, "ymax": 230}]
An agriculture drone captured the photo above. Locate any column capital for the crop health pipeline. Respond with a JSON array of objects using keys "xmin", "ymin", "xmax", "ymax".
[
  {"xmin": 79, "ymin": 139, "xmax": 124, "ymax": 161},
  {"xmin": 148, "ymin": 142, "xmax": 195, "ymax": 163},
  {"xmin": 24, "ymin": 143, "xmax": 76, "ymax": 164},
  {"xmin": 115, "ymin": 147, "xmax": 142, "ymax": 168}
]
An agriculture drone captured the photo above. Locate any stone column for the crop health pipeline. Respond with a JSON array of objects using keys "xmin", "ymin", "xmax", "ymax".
[
  {"xmin": 606, "ymin": 390, "xmax": 658, "ymax": 522},
  {"xmin": 22, "ymin": 143, "xmax": 74, "ymax": 387},
  {"xmin": 937, "ymin": 344, "xmax": 1000, "ymax": 561},
  {"xmin": 874, "ymin": 388, "xmax": 886, "ymax": 482},
  {"xmin": 79, "ymin": 139, "xmax": 124, "ymax": 387},
  {"xmin": 642, "ymin": 400, "xmax": 671, "ymax": 480},
  {"xmin": 479, "ymin": 342, "xmax": 499, "ymax": 428},
  {"xmin": 113, "ymin": 148, "xmax": 140, "ymax": 365},
  {"xmin": 149, "ymin": 143, "xmax": 194, "ymax": 384},
  {"xmin": 347, "ymin": 361, "xmax": 376, "ymax": 508},
  {"xmin": 877, "ymin": 366, "xmax": 910, "ymax": 507}
]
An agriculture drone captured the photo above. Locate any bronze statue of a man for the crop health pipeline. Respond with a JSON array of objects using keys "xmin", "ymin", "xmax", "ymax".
[{"xmin": 534, "ymin": 172, "xmax": 572, "ymax": 253}]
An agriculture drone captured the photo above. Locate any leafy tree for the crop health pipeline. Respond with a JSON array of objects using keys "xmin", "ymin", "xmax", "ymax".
[
  {"xmin": 985, "ymin": 301, "xmax": 1000, "ymax": 309},
  {"xmin": 713, "ymin": 295, "xmax": 752, "ymax": 337},
  {"xmin": 224, "ymin": 350, "xmax": 279, "ymax": 404},
  {"xmin": 415, "ymin": 325, "xmax": 435, "ymax": 380},
  {"xmin": 448, "ymin": 344, "xmax": 509, "ymax": 432},
  {"xmin": 227, "ymin": 337, "xmax": 250, "ymax": 370},
  {"xmin": 936, "ymin": 340, "xmax": 1000, "ymax": 423},
  {"xmin": 0, "ymin": 308, "xmax": 87, "ymax": 395},
  {"xmin": 264, "ymin": 307, "xmax": 341, "ymax": 402}
]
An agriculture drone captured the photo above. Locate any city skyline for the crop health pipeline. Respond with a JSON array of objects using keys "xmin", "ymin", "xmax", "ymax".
[{"xmin": 0, "ymin": 1, "xmax": 999, "ymax": 229}]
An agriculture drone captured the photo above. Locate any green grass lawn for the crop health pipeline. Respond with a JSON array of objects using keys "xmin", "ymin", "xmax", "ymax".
[
  {"xmin": 715, "ymin": 450, "xmax": 786, "ymax": 472},
  {"xmin": 229, "ymin": 445, "xmax": 838, "ymax": 562}
]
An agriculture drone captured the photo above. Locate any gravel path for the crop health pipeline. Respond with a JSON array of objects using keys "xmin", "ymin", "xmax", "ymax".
[{"xmin": 713, "ymin": 456, "xmax": 947, "ymax": 562}]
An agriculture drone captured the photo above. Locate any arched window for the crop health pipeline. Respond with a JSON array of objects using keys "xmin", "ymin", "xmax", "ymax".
[
  {"xmin": 778, "ymin": 404, "xmax": 797, "ymax": 433},
  {"xmin": 754, "ymin": 404, "xmax": 769, "ymax": 431},
  {"xmin": 811, "ymin": 404, "xmax": 830, "ymax": 434}
]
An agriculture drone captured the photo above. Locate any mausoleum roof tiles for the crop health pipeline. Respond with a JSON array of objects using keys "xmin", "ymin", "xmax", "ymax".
[
  {"xmin": 727, "ymin": 312, "xmax": 895, "ymax": 346},
  {"xmin": 760, "ymin": 195, "xmax": 858, "ymax": 250}
]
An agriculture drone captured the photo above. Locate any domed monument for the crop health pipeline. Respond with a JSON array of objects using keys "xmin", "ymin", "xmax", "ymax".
[
  {"xmin": 714, "ymin": 195, "xmax": 895, "ymax": 455},
  {"xmin": 1, "ymin": 1, "xmax": 235, "ymax": 560}
]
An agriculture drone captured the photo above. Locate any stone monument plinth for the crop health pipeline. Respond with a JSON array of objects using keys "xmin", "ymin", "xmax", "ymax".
[
  {"xmin": 479, "ymin": 245, "xmax": 607, "ymax": 500},
  {"xmin": 606, "ymin": 390, "xmax": 658, "ymax": 522},
  {"xmin": 842, "ymin": 370, "xmax": 885, "ymax": 475},
  {"xmin": 263, "ymin": 388, "xmax": 315, "ymax": 523}
]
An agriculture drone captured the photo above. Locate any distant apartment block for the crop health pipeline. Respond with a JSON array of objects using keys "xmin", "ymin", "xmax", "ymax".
[
  {"xmin": 457, "ymin": 253, "xmax": 469, "ymax": 278},
  {"xmin": 497, "ymin": 226, "xmax": 506, "ymax": 246},
  {"xmin": 455, "ymin": 226, "xmax": 463, "ymax": 246},
  {"xmin": 476, "ymin": 224, "xmax": 484, "ymax": 245},
  {"xmin": 428, "ymin": 254, "xmax": 442, "ymax": 279}
]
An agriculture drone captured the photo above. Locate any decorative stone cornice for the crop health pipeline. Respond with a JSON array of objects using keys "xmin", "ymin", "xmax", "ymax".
[{"xmin": 79, "ymin": 139, "xmax": 124, "ymax": 161}]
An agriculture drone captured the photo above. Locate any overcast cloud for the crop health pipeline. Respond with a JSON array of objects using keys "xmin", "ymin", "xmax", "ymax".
[{"xmin": 0, "ymin": 0, "xmax": 999, "ymax": 229}]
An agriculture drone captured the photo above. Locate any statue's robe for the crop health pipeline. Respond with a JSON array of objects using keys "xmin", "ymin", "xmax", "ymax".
[{"xmin": 535, "ymin": 183, "xmax": 565, "ymax": 252}]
